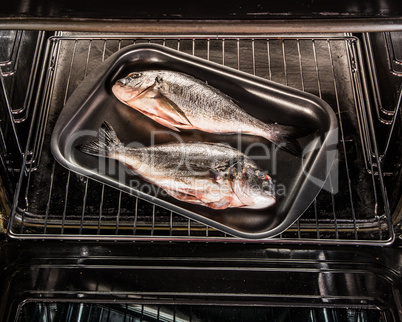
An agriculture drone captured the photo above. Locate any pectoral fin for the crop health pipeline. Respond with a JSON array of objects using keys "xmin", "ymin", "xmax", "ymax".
[
  {"xmin": 129, "ymin": 87, "xmax": 192, "ymax": 128},
  {"xmin": 147, "ymin": 116, "xmax": 181, "ymax": 132},
  {"xmin": 206, "ymin": 197, "xmax": 232, "ymax": 209}
]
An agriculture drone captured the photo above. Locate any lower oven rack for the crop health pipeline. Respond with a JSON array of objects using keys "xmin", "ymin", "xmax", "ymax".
[{"xmin": 6, "ymin": 33, "xmax": 395, "ymax": 244}]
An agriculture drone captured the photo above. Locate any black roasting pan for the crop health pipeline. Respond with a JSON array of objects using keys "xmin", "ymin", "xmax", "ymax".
[{"xmin": 51, "ymin": 43, "xmax": 338, "ymax": 238}]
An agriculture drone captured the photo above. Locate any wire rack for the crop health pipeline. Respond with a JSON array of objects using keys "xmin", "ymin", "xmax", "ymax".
[{"xmin": 7, "ymin": 33, "xmax": 395, "ymax": 244}]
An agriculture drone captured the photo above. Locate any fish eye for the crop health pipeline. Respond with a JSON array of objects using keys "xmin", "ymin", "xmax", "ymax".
[
  {"xmin": 128, "ymin": 72, "xmax": 142, "ymax": 79},
  {"xmin": 256, "ymin": 170, "xmax": 269, "ymax": 180}
]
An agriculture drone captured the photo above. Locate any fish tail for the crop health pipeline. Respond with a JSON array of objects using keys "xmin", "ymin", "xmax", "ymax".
[
  {"xmin": 77, "ymin": 121, "xmax": 124, "ymax": 157},
  {"xmin": 265, "ymin": 124, "xmax": 307, "ymax": 157}
]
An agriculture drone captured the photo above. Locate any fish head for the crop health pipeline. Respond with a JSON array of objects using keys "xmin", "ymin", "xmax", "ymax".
[
  {"xmin": 112, "ymin": 72, "xmax": 156, "ymax": 103},
  {"xmin": 229, "ymin": 162, "xmax": 276, "ymax": 209}
]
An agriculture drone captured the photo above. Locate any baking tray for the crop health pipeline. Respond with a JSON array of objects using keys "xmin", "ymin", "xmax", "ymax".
[{"xmin": 51, "ymin": 43, "xmax": 338, "ymax": 239}]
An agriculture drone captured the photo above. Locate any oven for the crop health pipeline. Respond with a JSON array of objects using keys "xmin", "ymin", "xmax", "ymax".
[{"xmin": 0, "ymin": 1, "xmax": 401, "ymax": 321}]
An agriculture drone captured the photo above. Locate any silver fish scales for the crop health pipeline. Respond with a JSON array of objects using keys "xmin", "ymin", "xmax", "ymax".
[
  {"xmin": 78, "ymin": 122, "xmax": 276, "ymax": 210},
  {"xmin": 112, "ymin": 70, "xmax": 304, "ymax": 156}
]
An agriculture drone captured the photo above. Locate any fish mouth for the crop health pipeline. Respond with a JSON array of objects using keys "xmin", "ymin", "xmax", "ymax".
[
  {"xmin": 112, "ymin": 81, "xmax": 140, "ymax": 102},
  {"xmin": 238, "ymin": 181, "xmax": 276, "ymax": 209},
  {"xmin": 229, "ymin": 166, "xmax": 276, "ymax": 208},
  {"xmin": 243, "ymin": 196, "xmax": 276, "ymax": 209},
  {"xmin": 113, "ymin": 79, "xmax": 155, "ymax": 103}
]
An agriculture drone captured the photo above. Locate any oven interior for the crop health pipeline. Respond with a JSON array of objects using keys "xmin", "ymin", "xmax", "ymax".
[{"xmin": 0, "ymin": 27, "xmax": 401, "ymax": 321}]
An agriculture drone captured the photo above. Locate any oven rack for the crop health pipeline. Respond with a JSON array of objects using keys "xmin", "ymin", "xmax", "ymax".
[{"xmin": 7, "ymin": 33, "xmax": 394, "ymax": 244}]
